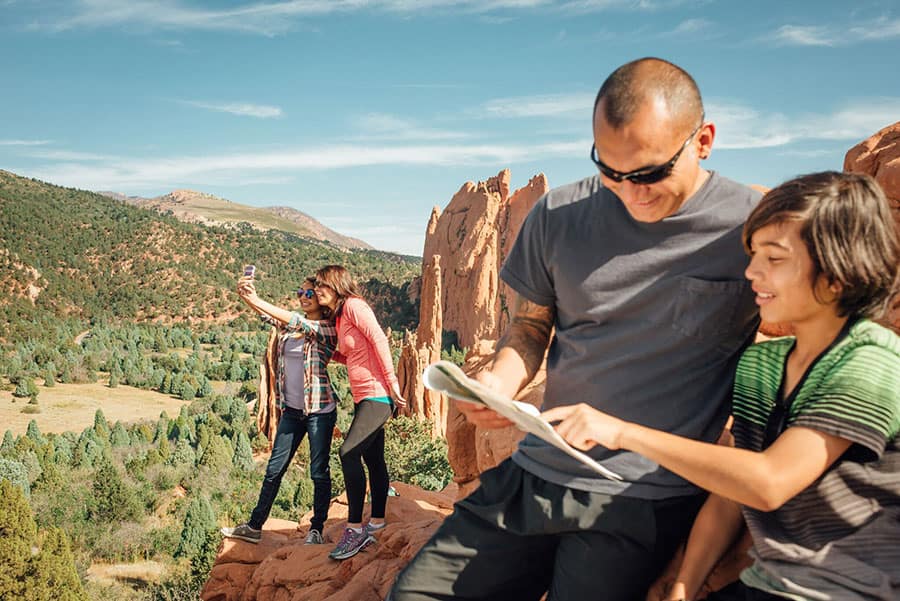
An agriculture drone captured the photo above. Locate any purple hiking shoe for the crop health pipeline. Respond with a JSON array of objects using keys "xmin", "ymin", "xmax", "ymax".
[{"xmin": 328, "ymin": 527, "xmax": 375, "ymax": 560}]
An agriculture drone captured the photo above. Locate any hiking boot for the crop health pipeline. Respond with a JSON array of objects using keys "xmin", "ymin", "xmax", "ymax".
[
  {"xmin": 221, "ymin": 523, "xmax": 261, "ymax": 544},
  {"xmin": 304, "ymin": 528, "xmax": 325, "ymax": 545},
  {"xmin": 328, "ymin": 527, "xmax": 375, "ymax": 560}
]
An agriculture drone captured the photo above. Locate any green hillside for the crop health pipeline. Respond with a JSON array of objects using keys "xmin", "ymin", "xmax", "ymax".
[{"xmin": 0, "ymin": 170, "xmax": 419, "ymax": 346}]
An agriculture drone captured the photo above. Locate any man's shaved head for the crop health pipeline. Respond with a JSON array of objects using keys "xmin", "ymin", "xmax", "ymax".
[{"xmin": 594, "ymin": 57, "xmax": 704, "ymax": 131}]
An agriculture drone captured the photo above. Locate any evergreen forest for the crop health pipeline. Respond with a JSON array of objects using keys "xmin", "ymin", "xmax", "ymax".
[{"xmin": 0, "ymin": 170, "xmax": 455, "ymax": 599}]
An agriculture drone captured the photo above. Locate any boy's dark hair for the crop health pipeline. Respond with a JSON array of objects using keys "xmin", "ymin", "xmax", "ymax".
[{"xmin": 743, "ymin": 171, "xmax": 900, "ymax": 318}]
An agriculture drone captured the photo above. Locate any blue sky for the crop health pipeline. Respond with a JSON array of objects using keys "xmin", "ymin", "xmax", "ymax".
[{"xmin": 1, "ymin": 1, "xmax": 898, "ymax": 255}]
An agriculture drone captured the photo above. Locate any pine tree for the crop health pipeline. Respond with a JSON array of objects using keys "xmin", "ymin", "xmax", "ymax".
[
  {"xmin": 74, "ymin": 429, "xmax": 103, "ymax": 469},
  {"xmin": 93, "ymin": 409, "xmax": 110, "ymax": 440},
  {"xmin": 154, "ymin": 414, "xmax": 169, "ymax": 443},
  {"xmin": 180, "ymin": 382, "xmax": 196, "ymax": 401},
  {"xmin": 227, "ymin": 397, "xmax": 249, "ymax": 426},
  {"xmin": 13, "ymin": 377, "xmax": 37, "ymax": 398},
  {"xmin": 175, "ymin": 495, "xmax": 216, "ymax": 559},
  {"xmin": 1, "ymin": 430, "xmax": 15, "ymax": 456},
  {"xmin": 110, "ymin": 422, "xmax": 129, "ymax": 447},
  {"xmin": 90, "ymin": 456, "xmax": 139, "ymax": 523},
  {"xmin": 198, "ymin": 434, "xmax": 232, "ymax": 473},
  {"xmin": 0, "ymin": 479, "xmax": 37, "ymax": 598},
  {"xmin": 0, "ymin": 481, "xmax": 87, "ymax": 601},
  {"xmin": 157, "ymin": 436, "xmax": 171, "ymax": 462},
  {"xmin": 25, "ymin": 419, "xmax": 45, "ymax": 446},
  {"xmin": 30, "ymin": 527, "xmax": 88, "ymax": 601},
  {"xmin": 232, "ymin": 432, "xmax": 255, "ymax": 472},
  {"xmin": 0, "ymin": 457, "xmax": 30, "ymax": 497},
  {"xmin": 169, "ymin": 439, "xmax": 196, "ymax": 467}
]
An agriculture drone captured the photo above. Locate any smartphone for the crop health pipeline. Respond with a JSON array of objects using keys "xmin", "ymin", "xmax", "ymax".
[{"xmin": 243, "ymin": 265, "xmax": 256, "ymax": 278}]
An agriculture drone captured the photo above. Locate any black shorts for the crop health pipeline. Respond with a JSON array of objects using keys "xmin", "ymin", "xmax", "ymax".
[{"xmin": 389, "ymin": 458, "xmax": 705, "ymax": 601}]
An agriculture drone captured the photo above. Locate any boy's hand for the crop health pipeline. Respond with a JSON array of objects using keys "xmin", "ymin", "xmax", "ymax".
[{"xmin": 542, "ymin": 403, "xmax": 628, "ymax": 451}]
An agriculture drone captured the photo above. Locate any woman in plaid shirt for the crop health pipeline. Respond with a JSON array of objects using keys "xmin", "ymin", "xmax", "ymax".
[{"xmin": 222, "ymin": 276, "xmax": 340, "ymax": 546}]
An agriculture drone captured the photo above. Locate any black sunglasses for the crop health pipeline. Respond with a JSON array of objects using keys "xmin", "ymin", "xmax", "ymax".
[
  {"xmin": 297, "ymin": 288, "xmax": 315, "ymax": 299},
  {"xmin": 590, "ymin": 119, "xmax": 703, "ymax": 185}
]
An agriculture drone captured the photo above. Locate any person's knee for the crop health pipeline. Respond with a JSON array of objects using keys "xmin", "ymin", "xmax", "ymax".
[{"xmin": 339, "ymin": 442, "xmax": 361, "ymax": 463}]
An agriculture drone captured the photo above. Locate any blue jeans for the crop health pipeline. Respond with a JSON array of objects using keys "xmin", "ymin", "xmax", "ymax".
[{"xmin": 249, "ymin": 407, "xmax": 336, "ymax": 532}]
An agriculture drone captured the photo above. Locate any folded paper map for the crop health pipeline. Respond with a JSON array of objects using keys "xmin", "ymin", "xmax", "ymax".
[{"xmin": 423, "ymin": 360, "xmax": 622, "ymax": 481}]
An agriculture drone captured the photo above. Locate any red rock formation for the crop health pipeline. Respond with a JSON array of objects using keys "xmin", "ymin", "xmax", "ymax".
[
  {"xmin": 201, "ymin": 483, "xmax": 456, "ymax": 601},
  {"xmin": 256, "ymin": 328, "xmax": 280, "ymax": 448},
  {"xmin": 844, "ymin": 122, "xmax": 900, "ymax": 333},
  {"xmin": 398, "ymin": 171, "xmax": 547, "ymax": 439},
  {"xmin": 422, "ymin": 169, "xmax": 548, "ymax": 348},
  {"xmin": 396, "ymin": 255, "xmax": 449, "ymax": 436}
]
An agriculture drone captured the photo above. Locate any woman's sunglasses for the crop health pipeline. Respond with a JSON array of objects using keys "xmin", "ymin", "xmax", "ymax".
[{"xmin": 297, "ymin": 288, "xmax": 316, "ymax": 299}]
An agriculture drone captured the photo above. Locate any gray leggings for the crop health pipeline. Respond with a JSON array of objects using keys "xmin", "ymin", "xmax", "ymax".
[{"xmin": 339, "ymin": 399, "xmax": 392, "ymax": 523}]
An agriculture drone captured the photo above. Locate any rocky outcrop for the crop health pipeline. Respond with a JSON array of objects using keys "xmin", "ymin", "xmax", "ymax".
[
  {"xmin": 421, "ymin": 170, "xmax": 548, "ymax": 348},
  {"xmin": 446, "ymin": 340, "xmax": 547, "ymax": 497},
  {"xmin": 396, "ymin": 170, "xmax": 547, "ymax": 442},
  {"xmin": 844, "ymin": 122, "xmax": 900, "ymax": 333},
  {"xmin": 201, "ymin": 482, "xmax": 456, "ymax": 601},
  {"xmin": 256, "ymin": 328, "xmax": 280, "ymax": 448},
  {"xmin": 396, "ymin": 255, "xmax": 448, "ymax": 437},
  {"xmin": 498, "ymin": 174, "xmax": 550, "ymax": 332}
]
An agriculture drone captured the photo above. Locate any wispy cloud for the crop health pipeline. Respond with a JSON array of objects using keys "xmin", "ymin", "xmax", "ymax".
[
  {"xmin": 25, "ymin": 150, "xmax": 118, "ymax": 161},
  {"xmin": 769, "ymin": 25, "xmax": 834, "ymax": 47},
  {"xmin": 0, "ymin": 139, "xmax": 53, "ymax": 146},
  {"xmin": 709, "ymin": 97, "xmax": 900, "ymax": 150},
  {"xmin": 479, "ymin": 93, "xmax": 594, "ymax": 118},
  {"xmin": 22, "ymin": 0, "xmax": 547, "ymax": 35},
  {"xmin": 666, "ymin": 17, "xmax": 711, "ymax": 35},
  {"xmin": 21, "ymin": 0, "xmax": 701, "ymax": 35},
  {"xmin": 768, "ymin": 17, "xmax": 900, "ymax": 47},
  {"xmin": 354, "ymin": 113, "xmax": 469, "ymax": 141},
  {"xmin": 179, "ymin": 100, "xmax": 284, "ymax": 118},
  {"xmin": 16, "ymin": 139, "xmax": 587, "ymax": 192},
  {"xmin": 560, "ymin": 0, "xmax": 707, "ymax": 14}
]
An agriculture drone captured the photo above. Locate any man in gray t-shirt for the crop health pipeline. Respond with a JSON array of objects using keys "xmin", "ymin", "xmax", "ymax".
[{"xmin": 391, "ymin": 58, "xmax": 761, "ymax": 601}]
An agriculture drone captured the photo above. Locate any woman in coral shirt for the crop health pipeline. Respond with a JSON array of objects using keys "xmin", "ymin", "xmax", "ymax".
[{"xmin": 312, "ymin": 265, "xmax": 407, "ymax": 560}]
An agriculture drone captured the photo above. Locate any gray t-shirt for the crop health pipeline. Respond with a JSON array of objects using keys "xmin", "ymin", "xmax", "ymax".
[
  {"xmin": 500, "ymin": 172, "xmax": 761, "ymax": 498},
  {"xmin": 281, "ymin": 336, "xmax": 306, "ymax": 411}
]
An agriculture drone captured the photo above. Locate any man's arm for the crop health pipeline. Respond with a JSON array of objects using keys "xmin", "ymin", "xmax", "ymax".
[{"xmin": 460, "ymin": 295, "xmax": 555, "ymax": 429}]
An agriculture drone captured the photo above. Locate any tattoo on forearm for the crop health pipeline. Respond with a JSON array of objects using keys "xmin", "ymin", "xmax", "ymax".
[{"xmin": 498, "ymin": 298, "xmax": 554, "ymax": 377}]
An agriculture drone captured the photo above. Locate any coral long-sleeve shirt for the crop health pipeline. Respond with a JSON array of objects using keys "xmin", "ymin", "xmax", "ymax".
[{"xmin": 336, "ymin": 297, "xmax": 398, "ymax": 403}]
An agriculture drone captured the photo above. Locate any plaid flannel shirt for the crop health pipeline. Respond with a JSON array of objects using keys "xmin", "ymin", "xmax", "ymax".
[{"xmin": 260, "ymin": 313, "xmax": 340, "ymax": 413}]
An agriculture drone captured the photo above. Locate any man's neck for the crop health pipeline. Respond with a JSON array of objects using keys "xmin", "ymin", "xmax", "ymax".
[{"xmin": 687, "ymin": 168, "xmax": 711, "ymax": 200}]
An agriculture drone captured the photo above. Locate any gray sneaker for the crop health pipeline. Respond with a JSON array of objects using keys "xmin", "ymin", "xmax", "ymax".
[
  {"xmin": 220, "ymin": 523, "xmax": 261, "ymax": 544},
  {"xmin": 365, "ymin": 521, "xmax": 386, "ymax": 535},
  {"xmin": 304, "ymin": 529, "xmax": 325, "ymax": 545},
  {"xmin": 328, "ymin": 527, "xmax": 375, "ymax": 560}
]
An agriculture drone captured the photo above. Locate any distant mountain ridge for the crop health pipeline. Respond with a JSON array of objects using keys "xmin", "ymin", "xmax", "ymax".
[
  {"xmin": 0, "ymin": 170, "xmax": 418, "ymax": 344},
  {"xmin": 98, "ymin": 188, "xmax": 373, "ymax": 250}
]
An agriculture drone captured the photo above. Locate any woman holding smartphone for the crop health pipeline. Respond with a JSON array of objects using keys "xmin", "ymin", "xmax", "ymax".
[
  {"xmin": 222, "ymin": 276, "xmax": 338, "ymax": 546},
  {"xmin": 238, "ymin": 264, "xmax": 406, "ymax": 561}
]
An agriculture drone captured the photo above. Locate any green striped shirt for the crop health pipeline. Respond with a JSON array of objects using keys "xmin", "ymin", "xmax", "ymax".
[{"xmin": 731, "ymin": 319, "xmax": 900, "ymax": 600}]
